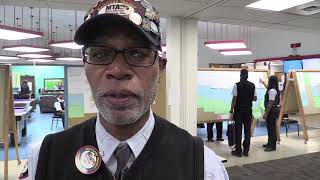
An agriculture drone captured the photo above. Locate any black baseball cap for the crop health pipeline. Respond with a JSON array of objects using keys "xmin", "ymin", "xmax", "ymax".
[{"xmin": 74, "ymin": 0, "xmax": 162, "ymax": 51}]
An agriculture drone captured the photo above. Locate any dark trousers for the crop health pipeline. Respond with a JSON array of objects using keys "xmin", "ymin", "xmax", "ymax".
[
  {"xmin": 266, "ymin": 107, "xmax": 279, "ymax": 148},
  {"xmin": 54, "ymin": 112, "xmax": 65, "ymax": 128},
  {"xmin": 234, "ymin": 111, "xmax": 252, "ymax": 153},
  {"xmin": 207, "ymin": 122, "xmax": 223, "ymax": 140}
]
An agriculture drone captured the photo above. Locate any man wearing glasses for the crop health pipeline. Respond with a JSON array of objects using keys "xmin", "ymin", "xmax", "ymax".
[{"xmin": 26, "ymin": 0, "xmax": 228, "ymax": 179}]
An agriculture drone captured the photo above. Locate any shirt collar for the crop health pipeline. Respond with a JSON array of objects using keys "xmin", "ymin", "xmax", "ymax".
[
  {"xmin": 95, "ymin": 110, "xmax": 155, "ymax": 164},
  {"xmin": 57, "ymin": 98, "xmax": 64, "ymax": 102}
]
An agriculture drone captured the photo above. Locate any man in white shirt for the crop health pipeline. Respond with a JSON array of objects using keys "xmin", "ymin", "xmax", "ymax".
[
  {"xmin": 53, "ymin": 93, "xmax": 65, "ymax": 128},
  {"xmin": 230, "ymin": 69, "xmax": 257, "ymax": 157},
  {"xmin": 24, "ymin": 0, "xmax": 229, "ymax": 179}
]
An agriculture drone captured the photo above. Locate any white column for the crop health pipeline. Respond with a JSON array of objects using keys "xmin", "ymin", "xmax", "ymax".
[{"xmin": 166, "ymin": 17, "xmax": 198, "ymax": 136}]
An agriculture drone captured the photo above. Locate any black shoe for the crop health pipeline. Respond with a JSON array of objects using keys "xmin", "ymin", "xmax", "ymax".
[
  {"xmin": 207, "ymin": 139, "xmax": 214, "ymax": 142},
  {"xmin": 264, "ymin": 147, "xmax": 276, "ymax": 152},
  {"xmin": 262, "ymin": 144, "xmax": 270, "ymax": 148},
  {"xmin": 217, "ymin": 138, "xmax": 224, "ymax": 142},
  {"xmin": 231, "ymin": 151, "xmax": 242, "ymax": 157},
  {"xmin": 243, "ymin": 151, "xmax": 249, "ymax": 157}
]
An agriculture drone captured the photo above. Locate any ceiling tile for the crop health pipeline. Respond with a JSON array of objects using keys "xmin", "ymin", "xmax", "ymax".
[
  {"xmin": 264, "ymin": 24, "xmax": 293, "ymax": 31},
  {"xmin": 221, "ymin": 0, "xmax": 257, "ymax": 7},
  {"xmin": 310, "ymin": 13, "xmax": 320, "ymax": 18},
  {"xmin": 249, "ymin": 12, "xmax": 303, "ymax": 24},
  {"xmin": 195, "ymin": 6, "xmax": 267, "ymax": 20},
  {"xmin": 284, "ymin": 17, "xmax": 320, "ymax": 29},
  {"xmin": 265, "ymin": 24, "xmax": 320, "ymax": 34}
]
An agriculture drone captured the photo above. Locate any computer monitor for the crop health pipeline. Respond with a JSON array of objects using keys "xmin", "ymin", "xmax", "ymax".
[
  {"xmin": 283, "ymin": 60, "xmax": 303, "ymax": 73},
  {"xmin": 44, "ymin": 78, "xmax": 64, "ymax": 90}
]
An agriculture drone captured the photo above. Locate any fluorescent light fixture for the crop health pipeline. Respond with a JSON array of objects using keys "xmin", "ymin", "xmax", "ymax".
[
  {"xmin": 3, "ymin": 45, "xmax": 50, "ymax": 53},
  {"xmin": 204, "ymin": 40, "xmax": 247, "ymax": 50},
  {"xmin": 0, "ymin": 55, "xmax": 20, "ymax": 60},
  {"xmin": 247, "ymin": 0, "xmax": 315, "ymax": 11},
  {"xmin": 27, "ymin": 59, "xmax": 55, "ymax": 63},
  {"xmin": 17, "ymin": 53, "xmax": 52, "ymax": 58},
  {"xmin": 49, "ymin": 40, "xmax": 84, "ymax": 50},
  {"xmin": 56, "ymin": 57, "xmax": 82, "ymax": 61},
  {"xmin": 219, "ymin": 49, "xmax": 253, "ymax": 56},
  {"xmin": 0, "ymin": 25, "xmax": 43, "ymax": 40}
]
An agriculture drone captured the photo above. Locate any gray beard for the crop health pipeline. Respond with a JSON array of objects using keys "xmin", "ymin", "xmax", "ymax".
[{"xmin": 93, "ymin": 74, "xmax": 159, "ymax": 126}]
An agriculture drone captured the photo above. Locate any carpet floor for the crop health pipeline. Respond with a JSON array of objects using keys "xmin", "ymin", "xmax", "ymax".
[{"xmin": 227, "ymin": 152, "xmax": 320, "ymax": 180}]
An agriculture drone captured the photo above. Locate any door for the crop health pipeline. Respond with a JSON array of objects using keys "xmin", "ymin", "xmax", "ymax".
[{"xmin": 20, "ymin": 76, "xmax": 35, "ymax": 98}]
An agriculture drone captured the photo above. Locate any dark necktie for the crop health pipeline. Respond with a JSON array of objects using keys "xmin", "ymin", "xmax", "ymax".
[{"xmin": 114, "ymin": 142, "xmax": 131, "ymax": 180}]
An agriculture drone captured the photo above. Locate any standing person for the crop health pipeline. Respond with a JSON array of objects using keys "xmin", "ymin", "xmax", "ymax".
[
  {"xmin": 207, "ymin": 122, "xmax": 224, "ymax": 142},
  {"xmin": 23, "ymin": 0, "xmax": 229, "ymax": 180},
  {"xmin": 54, "ymin": 93, "xmax": 65, "ymax": 128},
  {"xmin": 20, "ymin": 80, "xmax": 31, "ymax": 99},
  {"xmin": 260, "ymin": 76, "xmax": 280, "ymax": 152},
  {"xmin": 230, "ymin": 69, "xmax": 257, "ymax": 157}
]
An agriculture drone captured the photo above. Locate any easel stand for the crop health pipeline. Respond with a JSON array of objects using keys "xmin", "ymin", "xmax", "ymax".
[
  {"xmin": 0, "ymin": 65, "xmax": 20, "ymax": 180},
  {"xmin": 0, "ymin": 131, "xmax": 21, "ymax": 180},
  {"xmin": 277, "ymin": 71, "xmax": 309, "ymax": 144}
]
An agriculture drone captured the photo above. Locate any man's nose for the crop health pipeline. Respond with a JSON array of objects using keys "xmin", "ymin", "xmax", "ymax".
[{"xmin": 103, "ymin": 53, "xmax": 134, "ymax": 80}]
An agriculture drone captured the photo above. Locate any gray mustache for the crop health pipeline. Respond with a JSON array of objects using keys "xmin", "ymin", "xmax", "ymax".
[{"xmin": 96, "ymin": 89, "xmax": 143, "ymax": 99}]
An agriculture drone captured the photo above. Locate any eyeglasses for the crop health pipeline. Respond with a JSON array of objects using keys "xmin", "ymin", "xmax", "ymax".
[{"xmin": 83, "ymin": 46, "xmax": 159, "ymax": 67}]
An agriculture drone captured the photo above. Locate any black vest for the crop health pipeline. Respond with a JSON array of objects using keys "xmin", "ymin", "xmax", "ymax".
[
  {"xmin": 235, "ymin": 81, "xmax": 255, "ymax": 112},
  {"xmin": 60, "ymin": 101, "xmax": 65, "ymax": 110},
  {"xmin": 264, "ymin": 89, "xmax": 280, "ymax": 108},
  {"xmin": 35, "ymin": 115, "xmax": 204, "ymax": 180}
]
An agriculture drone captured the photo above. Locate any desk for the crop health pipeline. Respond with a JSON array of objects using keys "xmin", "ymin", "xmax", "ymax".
[
  {"xmin": 14, "ymin": 99, "xmax": 36, "ymax": 111},
  {"xmin": 14, "ymin": 107, "xmax": 32, "ymax": 144},
  {"xmin": 15, "ymin": 107, "xmax": 32, "ymax": 116},
  {"xmin": 14, "ymin": 99, "xmax": 35, "ymax": 104},
  {"xmin": 198, "ymin": 114, "xmax": 232, "ymax": 124}
]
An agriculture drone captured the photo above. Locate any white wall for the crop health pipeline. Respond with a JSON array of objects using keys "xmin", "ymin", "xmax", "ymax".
[
  {"xmin": 252, "ymin": 30, "xmax": 320, "ymax": 59},
  {"xmin": 270, "ymin": 64, "xmax": 284, "ymax": 75}
]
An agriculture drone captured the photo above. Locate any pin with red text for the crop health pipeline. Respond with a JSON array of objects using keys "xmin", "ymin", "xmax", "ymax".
[{"xmin": 75, "ymin": 146, "xmax": 102, "ymax": 174}]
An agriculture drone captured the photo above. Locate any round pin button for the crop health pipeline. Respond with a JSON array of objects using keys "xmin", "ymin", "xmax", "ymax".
[
  {"xmin": 150, "ymin": 21, "xmax": 159, "ymax": 34},
  {"xmin": 129, "ymin": 13, "xmax": 143, "ymax": 26},
  {"xmin": 75, "ymin": 145, "xmax": 102, "ymax": 175},
  {"xmin": 141, "ymin": 0, "xmax": 153, "ymax": 10}
]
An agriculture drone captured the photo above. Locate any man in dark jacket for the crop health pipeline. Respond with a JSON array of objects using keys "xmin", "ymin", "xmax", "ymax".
[{"xmin": 20, "ymin": 80, "xmax": 31, "ymax": 99}]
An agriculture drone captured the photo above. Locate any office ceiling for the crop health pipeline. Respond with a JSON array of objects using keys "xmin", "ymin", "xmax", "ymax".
[
  {"xmin": 1, "ymin": 0, "xmax": 320, "ymax": 65},
  {"xmin": 1, "ymin": 0, "xmax": 320, "ymax": 33}
]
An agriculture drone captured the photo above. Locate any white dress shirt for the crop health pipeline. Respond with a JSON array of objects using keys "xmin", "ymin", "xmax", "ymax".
[
  {"xmin": 54, "ymin": 98, "xmax": 64, "ymax": 111},
  {"xmin": 268, "ymin": 89, "xmax": 277, "ymax": 101},
  {"xmin": 27, "ymin": 110, "xmax": 229, "ymax": 180}
]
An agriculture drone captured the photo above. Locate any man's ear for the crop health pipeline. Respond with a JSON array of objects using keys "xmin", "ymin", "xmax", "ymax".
[
  {"xmin": 159, "ymin": 58, "xmax": 167, "ymax": 71},
  {"xmin": 158, "ymin": 58, "xmax": 167, "ymax": 84}
]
